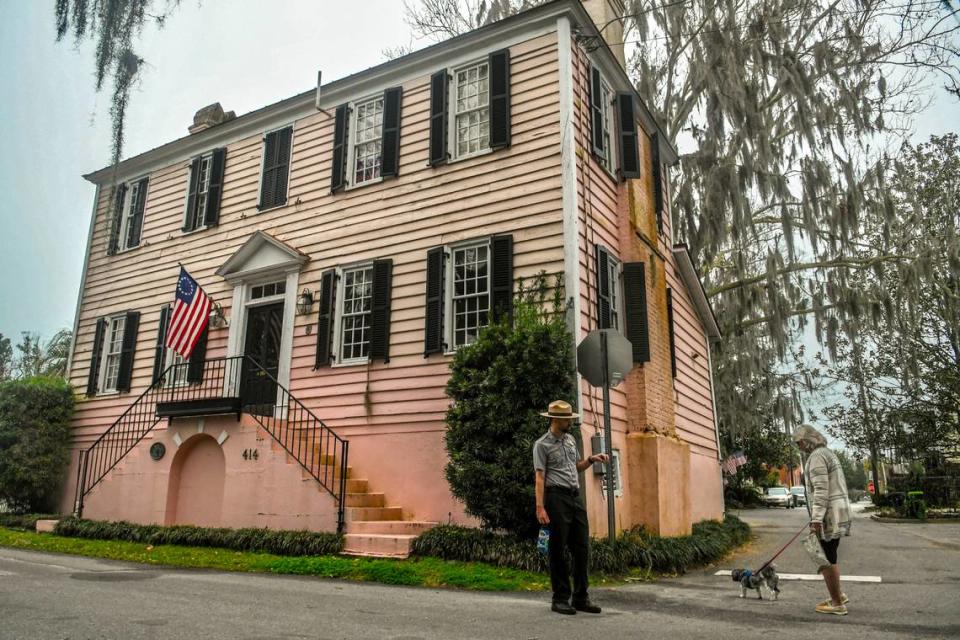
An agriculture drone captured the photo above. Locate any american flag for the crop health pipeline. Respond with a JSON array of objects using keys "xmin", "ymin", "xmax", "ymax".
[
  {"xmin": 166, "ymin": 267, "xmax": 212, "ymax": 359},
  {"xmin": 722, "ymin": 450, "xmax": 749, "ymax": 475}
]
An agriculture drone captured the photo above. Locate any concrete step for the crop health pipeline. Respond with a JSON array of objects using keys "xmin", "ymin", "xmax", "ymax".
[
  {"xmin": 342, "ymin": 534, "xmax": 418, "ymax": 559},
  {"xmin": 345, "ymin": 520, "xmax": 438, "ymax": 536},
  {"xmin": 345, "ymin": 479, "xmax": 369, "ymax": 493},
  {"xmin": 345, "ymin": 492, "xmax": 385, "ymax": 508},
  {"xmin": 346, "ymin": 506, "xmax": 403, "ymax": 522}
]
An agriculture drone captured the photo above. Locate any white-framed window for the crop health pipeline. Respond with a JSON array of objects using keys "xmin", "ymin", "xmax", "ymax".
[
  {"xmin": 184, "ymin": 153, "xmax": 212, "ymax": 233},
  {"xmin": 164, "ymin": 349, "xmax": 190, "ymax": 388},
  {"xmin": 348, "ymin": 96, "xmax": 384, "ymax": 186},
  {"xmin": 334, "ymin": 264, "xmax": 374, "ymax": 363},
  {"xmin": 250, "ymin": 280, "xmax": 286, "ymax": 301},
  {"xmin": 606, "ymin": 253, "xmax": 622, "ymax": 333},
  {"xmin": 598, "ymin": 77, "xmax": 616, "ymax": 175},
  {"xmin": 116, "ymin": 177, "xmax": 147, "ymax": 252},
  {"xmin": 99, "ymin": 316, "xmax": 126, "ymax": 393},
  {"xmin": 447, "ymin": 240, "xmax": 491, "ymax": 349},
  {"xmin": 451, "ymin": 60, "xmax": 490, "ymax": 159}
]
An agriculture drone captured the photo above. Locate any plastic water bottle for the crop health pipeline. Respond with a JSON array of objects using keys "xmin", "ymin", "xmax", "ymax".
[{"xmin": 537, "ymin": 527, "xmax": 550, "ymax": 555}]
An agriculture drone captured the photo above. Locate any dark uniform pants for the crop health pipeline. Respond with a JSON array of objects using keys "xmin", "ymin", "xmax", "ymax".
[{"xmin": 544, "ymin": 488, "xmax": 590, "ymax": 604}]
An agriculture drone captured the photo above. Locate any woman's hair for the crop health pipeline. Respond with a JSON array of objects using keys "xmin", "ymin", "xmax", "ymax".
[{"xmin": 792, "ymin": 424, "xmax": 828, "ymax": 449}]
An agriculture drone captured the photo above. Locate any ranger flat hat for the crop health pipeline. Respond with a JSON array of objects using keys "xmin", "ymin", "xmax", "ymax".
[{"xmin": 539, "ymin": 400, "xmax": 580, "ymax": 420}]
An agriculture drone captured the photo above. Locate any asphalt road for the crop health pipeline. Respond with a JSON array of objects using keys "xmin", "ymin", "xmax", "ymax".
[{"xmin": 1, "ymin": 504, "xmax": 958, "ymax": 639}]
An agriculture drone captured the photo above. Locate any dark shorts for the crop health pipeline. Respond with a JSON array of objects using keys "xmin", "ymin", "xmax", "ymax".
[{"xmin": 819, "ymin": 537, "xmax": 840, "ymax": 565}]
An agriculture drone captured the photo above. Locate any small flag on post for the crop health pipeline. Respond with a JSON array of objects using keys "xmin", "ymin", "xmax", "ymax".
[{"xmin": 166, "ymin": 267, "xmax": 212, "ymax": 359}]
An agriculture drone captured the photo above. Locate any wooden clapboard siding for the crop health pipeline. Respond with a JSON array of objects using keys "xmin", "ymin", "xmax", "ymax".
[
  {"xmin": 569, "ymin": 40, "xmax": 631, "ymax": 439},
  {"xmin": 68, "ymin": 32, "xmax": 563, "ymax": 450},
  {"xmin": 664, "ymin": 242, "xmax": 720, "ymax": 457},
  {"xmin": 568, "ymin": 38, "xmax": 717, "ymax": 458}
]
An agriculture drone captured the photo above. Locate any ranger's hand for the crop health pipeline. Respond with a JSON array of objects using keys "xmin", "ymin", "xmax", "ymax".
[
  {"xmin": 537, "ymin": 505, "xmax": 550, "ymax": 525},
  {"xmin": 809, "ymin": 521, "xmax": 823, "ymax": 535},
  {"xmin": 590, "ymin": 453, "xmax": 610, "ymax": 465}
]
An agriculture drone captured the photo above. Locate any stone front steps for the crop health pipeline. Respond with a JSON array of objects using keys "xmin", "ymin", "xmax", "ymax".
[{"xmin": 340, "ymin": 477, "xmax": 438, "ymax": 558}]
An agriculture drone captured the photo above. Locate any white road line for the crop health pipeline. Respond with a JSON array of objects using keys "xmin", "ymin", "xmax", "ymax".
[{"xmin": 715, "ymin": 570, "xmax": 882, "ymax": 583}]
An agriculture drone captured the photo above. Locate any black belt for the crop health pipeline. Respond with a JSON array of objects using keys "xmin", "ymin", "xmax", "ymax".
[{"xmin": 545, "ymin": 485, "xmax": 579, "ymax": 497}]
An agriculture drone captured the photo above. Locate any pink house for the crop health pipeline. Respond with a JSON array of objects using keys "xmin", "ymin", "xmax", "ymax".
[{"xmin": 62, "ymin": 0, "xmax": 724, "ymax": 557}]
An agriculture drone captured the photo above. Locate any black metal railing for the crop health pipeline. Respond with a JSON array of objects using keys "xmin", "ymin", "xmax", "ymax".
[{"xmin": 74, "ymin": 355, "xmax": 349, "ymax": 532}]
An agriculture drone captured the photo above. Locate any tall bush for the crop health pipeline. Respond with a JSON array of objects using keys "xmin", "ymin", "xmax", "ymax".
[
  {"xmin": 444, "ymin": 274, "xmax": 575, "ymax": 540},
  {"xmin": 0, "ymin": 376, "xmax": 74, "ymax": 513}
]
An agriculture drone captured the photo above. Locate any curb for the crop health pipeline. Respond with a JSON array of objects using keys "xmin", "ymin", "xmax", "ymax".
[{"xmin": 870, "ymin": 514, "xmax": 960, "ymax": 524}]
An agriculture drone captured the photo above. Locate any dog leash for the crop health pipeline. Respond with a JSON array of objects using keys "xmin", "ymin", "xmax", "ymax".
[{"xmin": 754, "ymin": 523, "xmax": 809, "ymax": 574}]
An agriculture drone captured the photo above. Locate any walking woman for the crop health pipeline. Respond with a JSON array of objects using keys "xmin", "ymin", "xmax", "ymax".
[{"xmin": 792, "ymin": 424, "xmax": 852, "ymax": 616}]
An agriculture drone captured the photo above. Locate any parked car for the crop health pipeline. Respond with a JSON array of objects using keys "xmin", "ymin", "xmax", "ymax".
[
  {"xmin": 790, "ymin": 485, "xmax": 806, "ymax": 506},
  {"xmin": 762, "ymin": 486, "xmax": 797, "ymax": 508}
]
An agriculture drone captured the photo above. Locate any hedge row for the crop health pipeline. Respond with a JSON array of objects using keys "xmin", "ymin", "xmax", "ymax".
[
  {"xmin": 53, "ymin": 517, "xmax": 343, "ymax": 556},
  {"xmin": 0, "ymin": 513, "xmax": 60, "ymax": 531},
  {"xmin": 411, "ymin": 514, "xmax": 750, "ymax": 575}
]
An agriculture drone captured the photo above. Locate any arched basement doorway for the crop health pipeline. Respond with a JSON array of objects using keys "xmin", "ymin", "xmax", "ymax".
[{"xmin": 165, "ymin": 434, "xmax": 226, "ymax": 527}]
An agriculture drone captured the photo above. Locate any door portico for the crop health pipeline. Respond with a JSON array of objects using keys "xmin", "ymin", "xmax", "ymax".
[{"xmin": 215, "ymin": 231, "xmax": 309, "ymax": 396}]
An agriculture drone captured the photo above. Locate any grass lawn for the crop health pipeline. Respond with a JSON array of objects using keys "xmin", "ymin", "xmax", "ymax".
[{"xmin": 0, "ymin": 527, "xmax": 549, "ymax": 592}]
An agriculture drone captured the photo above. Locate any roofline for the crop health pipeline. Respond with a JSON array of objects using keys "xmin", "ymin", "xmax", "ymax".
[
  {"xmin": 671, "ymin": 243, "xmax": 721, "ymax": 340},
  {"xmin": 84, "ymin": 0, "xmax": 677, "ymax": 184}
]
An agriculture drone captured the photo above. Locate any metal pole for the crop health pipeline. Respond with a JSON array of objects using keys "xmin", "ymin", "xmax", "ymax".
[{"xmin": 601, "ymin": 331, "xmax": 616, "ymax": 543}]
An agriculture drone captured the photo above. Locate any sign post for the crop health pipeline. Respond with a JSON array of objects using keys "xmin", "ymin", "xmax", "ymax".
[{"xmin": 577, "ymin": 329, "xmax": 633, "ymax": 543}]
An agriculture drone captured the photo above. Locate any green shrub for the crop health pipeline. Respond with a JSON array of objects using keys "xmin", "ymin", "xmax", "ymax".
[
  {"xmin": 53, "ymin": 517, "xmax": 343, "ymax": 556},
  {"xmin": 444, "ymin": 274, "xmax": 575, "ymax": 540},
  {"xmin": 0, "ymin": 376, "xmax": 74, "ymax": 513},
  {"xmin": 0, "ymin": 513, "xmax": 59, "ymax": 531},
  {"xmin": 412, "ymin": 514, "xmax": 750, "ymax": 575}
]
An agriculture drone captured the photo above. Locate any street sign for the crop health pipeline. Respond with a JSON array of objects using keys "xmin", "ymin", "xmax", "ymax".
[
  {"xmin": 577, "ymin": 329, "xmax": 634, "ymax": 387},
  {"xmin": 575, "ymin": 329, "xmax": 634, "ymax": 542}
]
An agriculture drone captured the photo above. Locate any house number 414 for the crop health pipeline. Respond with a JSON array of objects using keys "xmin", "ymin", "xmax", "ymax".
[{"xmin": 242, "ymin": 449, "xmax": 259, "ymax": 460}]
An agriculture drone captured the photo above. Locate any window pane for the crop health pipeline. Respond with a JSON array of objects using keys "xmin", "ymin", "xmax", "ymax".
[
  {"xmin": 340, "ymin": 266, "xmax": 373, "ymax": 360},
  {"xmin": 451, "ymin": 243, "xmax": 490, "ymax": 348},
  {"xmin": 353, "ymin": 97, "xmax": 384, "ymax": 184}
]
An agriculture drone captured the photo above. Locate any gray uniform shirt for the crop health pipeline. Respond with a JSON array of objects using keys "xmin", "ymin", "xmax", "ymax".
[{"xmin": 533, "ymin": 431, "xmax": 580, "ymax": 489}]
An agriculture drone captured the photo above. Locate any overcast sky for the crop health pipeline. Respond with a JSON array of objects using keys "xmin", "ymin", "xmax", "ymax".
[
  {"xmin": 0, "ymin": 0, "xmax": 412, "ymax": 346},
  {"xmin": 0, "ymin": 1, "xmax": 956, "ymax": 351}
]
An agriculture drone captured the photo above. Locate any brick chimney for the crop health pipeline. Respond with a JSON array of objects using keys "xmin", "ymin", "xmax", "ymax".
[
  {"xmin": 581, "ymin": 0, "xmax": 627, "ymax": 69},
  {"xmin": 188, "ymin": 102, "xmax": 237, "ymax": 134}
]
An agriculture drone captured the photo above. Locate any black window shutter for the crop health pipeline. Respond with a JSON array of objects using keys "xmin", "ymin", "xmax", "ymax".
[
  {"xmin": 186, "ymin": 327, "xmax": 208, "ymax": 384},
  {"xmin": 369, "ymin": 259, "xmax": 394, "ymax": 362},
  {"xmin": 590, "ymin": 66, "xmax": 604, "ymax": 158},
  {"xmin": 616, "ymin": 93, "xmax": 640, "ymax": 179},
  {"xmin": 183, "ymin": 157, "xmax": 202, "ymax": 232},
  {"xmin": 651, "ymin": 132, "xmax": 665, "ymax": 233},
  {"xmin": 152, "ymin": 305, "xmax": 170, "ymax": 384},
  {"xmin": 115, "ymin": 311, "xmax": 141, "ymax": 393},
  {"xmin": 623, "ymin": 262, "xmax": 651, "ymax": 363},
  {"xmin": 423, "ymin": 246, "xmax": 445, "ymax": 355},
  {"xmin": 595, "ymin": 245, "xmax": 611, "ymax": 330},
  {"xmin": 258, "ymin": 131, "xmax": 278, "ymax": 209},
  {"xmin": 490, "ymin": 234, "xmax": 514, "ymax": 323},
  {"xmin": 428, "ymin": 70, "xmax": 449, "ymax": 166},
  {"xmin": 666, "ymin": 288, "xmax": 676, "ymax": 377},
  {"xmin": 86, "ymin": 318, "xmax": 108, "ymax": 396},
  {"xmin": 204, "ymin": 147, "xmax": 227, "ymax": 227},
  {"xmin": 331, "ymin": 104, "xmax": 349, "ymax": 192},
  {"xmin": 314, "ymin": 269, "xmax": 336, "ymax": 368},
  {"xmin": 488, "ymin": 49, "xmax": 511, "ymax": 149},
  {"xmin": 381, "ymin": 87, "xmax": 403, "ymax": 178},
  {"xmin": 273, "ymin": 127, "xmax": 292, "ymax": 207},
  {"xmin": 126, "ymin": 178, "xmax": 147, "ymax": 249},
  {"xmin": 107, "ymin": 184, "xmax": 126, "ymax": 255}
]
